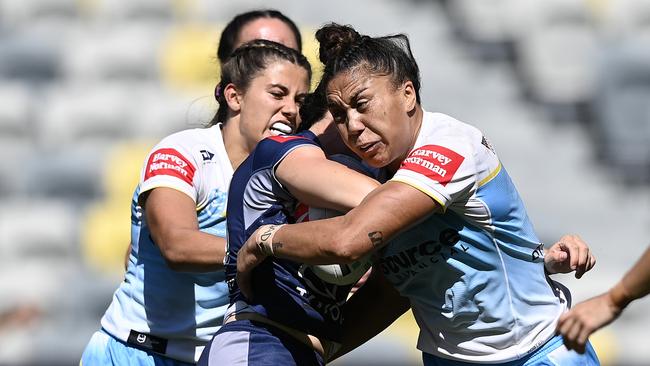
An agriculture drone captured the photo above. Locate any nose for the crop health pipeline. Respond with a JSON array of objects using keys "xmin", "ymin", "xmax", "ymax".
[
  {"xmin": 281, "ymin": 99, "xmax": 298, "ymax": 121},
  {"xmin": 346, "ymin": 109, "xmax": 364, "ymax": 136}
]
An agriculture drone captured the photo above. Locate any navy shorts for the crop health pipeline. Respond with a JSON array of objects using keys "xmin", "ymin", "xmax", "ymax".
[{"xmin": 197, "ymin": 320, "xmax": 324, "ymax": 366}]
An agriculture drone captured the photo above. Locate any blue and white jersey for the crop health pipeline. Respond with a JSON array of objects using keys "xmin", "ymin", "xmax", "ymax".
[
  {"xmin": 101, "ymin": 125, "xmax": 232, "ymax": 363},
  {"xmin": 383, "ymin": 111, "xmax": 569, "ymax": 363},
  {"xmin": 224, "ymin": 131, "xmax": 352, "ymax": 343}
]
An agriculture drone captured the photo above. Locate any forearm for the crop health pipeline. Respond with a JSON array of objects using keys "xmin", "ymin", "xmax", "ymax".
[
  {"xmin": 271, "ymin": 216, "xmax": 376, "ymax": 264},
  {"xmin": 329, "ymin": 269, "xmax": 410, "ymax": 361},
  {"xmin": 608, "ymin": 246, "xmax": 650, "ymax": 310}
]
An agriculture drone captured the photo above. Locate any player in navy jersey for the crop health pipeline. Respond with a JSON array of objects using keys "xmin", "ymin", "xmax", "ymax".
[
  {"xmin": 236, "ymin": 24, "xmax": 600, "ymax": 366},
  {"xmin": 81, "ymin": 40, "xmax": 310, "ymax": 366},
  {"xmin": 198, "ymin": 91, "xmax": 380, "ymax": 366}
]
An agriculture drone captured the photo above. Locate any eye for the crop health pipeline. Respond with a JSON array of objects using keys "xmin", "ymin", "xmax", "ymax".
[
  {"xmin": 269, "ymin": 88, "xmax": 286, "ymax": 99},
  {"xmin": 295, "ymin": 95, "xmax": 306, "ymax": 107},
  {"xmin": 356, "ymin": 99, "xmax": 368, "ymax": 111},
  {"xmin": 331, "ymin": 109, "xmax": 346, "ymax": 124}
]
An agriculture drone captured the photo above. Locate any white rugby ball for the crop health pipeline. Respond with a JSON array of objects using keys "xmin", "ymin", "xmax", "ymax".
[{"xmin": 306, "ymin": 206, "xmax": 373, "ymax": 286}]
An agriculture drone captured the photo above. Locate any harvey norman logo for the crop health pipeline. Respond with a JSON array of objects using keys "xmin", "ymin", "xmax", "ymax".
[
  {"xmin": 144, "ymin": 148, "xmax": 196, "ymax": 185},
  {"xmin": 401, "ymin": 145, "xmax": 464, "ymax": 186}
]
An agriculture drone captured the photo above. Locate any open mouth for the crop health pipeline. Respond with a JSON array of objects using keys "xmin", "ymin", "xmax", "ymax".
[{"xmin": 270, "ymin": 121, "xmax": 294, "ymax": 136}]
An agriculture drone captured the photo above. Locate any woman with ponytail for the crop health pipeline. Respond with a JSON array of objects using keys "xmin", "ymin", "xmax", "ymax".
[{"xmin": 81, "ymin": 40, "xmax": 310, "ymax": 366}]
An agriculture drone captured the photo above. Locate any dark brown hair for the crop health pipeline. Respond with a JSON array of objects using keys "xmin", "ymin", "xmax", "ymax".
[
  {"xmin": 217, "ymin": 9, "xmax": 302, "ymax": 63},
  {"xmin": 210, "ymin": 39, "xmax": 311, "ymax": 126},
  {"xmin": 316, "ymin": 23, "xmax": 421, "ymax": 103}
]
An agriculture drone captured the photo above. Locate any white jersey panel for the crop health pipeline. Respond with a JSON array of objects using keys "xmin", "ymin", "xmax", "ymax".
[{"xmin": 101, "ymin": 125, "xmax": 233, "ymax": 363}]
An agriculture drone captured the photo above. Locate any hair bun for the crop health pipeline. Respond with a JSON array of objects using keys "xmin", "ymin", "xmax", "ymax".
[{"xmin": 315, "ymin": 23, "xmax": 361, "ymax": 65}]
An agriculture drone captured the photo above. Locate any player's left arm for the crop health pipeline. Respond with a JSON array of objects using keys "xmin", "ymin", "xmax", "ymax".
[
  {"xmin": 327, "ymin": 267, "xmax": 410, "ymax": 362},
  {"xmin": 544, "ymin": 234, "xmax": 596, "ymax": 278}
]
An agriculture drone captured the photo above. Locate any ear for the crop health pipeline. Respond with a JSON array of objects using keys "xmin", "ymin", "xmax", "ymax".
[
  {"xmin": 223, "ymin": 83, "xmax": 242, "ymax": 113},
  {"xmin": 402, "ymin": 80, "xmax": 417, "ymax": 113}
]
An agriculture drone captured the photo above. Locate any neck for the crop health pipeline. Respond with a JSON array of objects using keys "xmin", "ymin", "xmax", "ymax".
[
  {"xmin": 387, "ymin": 105, "xmax": 424, "ymax": 176},
  {"xmin": 220, "ymin": 116, "xmax": 250, "ymax": 170}
]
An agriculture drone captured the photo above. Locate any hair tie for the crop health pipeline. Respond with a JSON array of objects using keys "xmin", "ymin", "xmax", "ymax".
[{"xmin": 214, "ymin": 84, "xmax": 222, "ymax": 100}]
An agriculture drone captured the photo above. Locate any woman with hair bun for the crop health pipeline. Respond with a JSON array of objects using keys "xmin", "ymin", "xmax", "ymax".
[{"xmin": 237, "ymin": 23, "xmax": 600, "ymax": 366}]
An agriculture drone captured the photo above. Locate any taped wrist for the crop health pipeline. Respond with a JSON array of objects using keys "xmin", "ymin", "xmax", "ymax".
[{"xmin": 255, "ymin": 224, "xmax": 285, "ymax": 256}]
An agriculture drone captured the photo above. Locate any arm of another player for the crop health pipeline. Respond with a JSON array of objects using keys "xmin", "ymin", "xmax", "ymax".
[
  {"xmin": 144, "ymin": 187, "xmax": 226, "ymax": 272},
  {"xmin": 275, "ymin": 146, "xmax": 379, "ymax": 212},
  {"xmin": 557, "ymin": 245, "xmax": 650, "ymax": 353},
  {"xmin": 327, "ymin": 267, "xmax": 410, "ymax": 362}
]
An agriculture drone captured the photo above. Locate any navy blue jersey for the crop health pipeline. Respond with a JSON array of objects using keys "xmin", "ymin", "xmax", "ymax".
[{"xmin": 224, "ymin": 131, "xmax": 351, "ymax": 342}]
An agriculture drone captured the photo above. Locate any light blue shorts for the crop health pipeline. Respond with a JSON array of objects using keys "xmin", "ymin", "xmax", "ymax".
[
  {"xmin": 80, "ymin": 329, "xmax": 194, "ymax": 366},
  {"xmin": 422, "ymin": 334, "xmax": 600, "ymax": 366}
]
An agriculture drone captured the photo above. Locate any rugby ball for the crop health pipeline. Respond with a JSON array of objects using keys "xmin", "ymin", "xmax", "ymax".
[{"xmin": 306, "ymin": 206, "xmax": 373, "ymax": 286}]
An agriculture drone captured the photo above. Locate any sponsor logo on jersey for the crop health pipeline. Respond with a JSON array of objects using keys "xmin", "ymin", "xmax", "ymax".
[
  {"xmin": 401, "ymin": 145, "xmax": 464, "ymax": 186},
  {"xmin": 200, "ymin": 149, "xmax": 214, "ymax": 161},
  {"xmin": 481, "ymin": 135, "xmax": 496, "ymax": 154},
  {"xmin": 144, "ymin": 148, "xmax": 196, "ymax": 185},
  {"xmin": 381, "ymin": 228, "xmax": 467, "ymax": 281}
]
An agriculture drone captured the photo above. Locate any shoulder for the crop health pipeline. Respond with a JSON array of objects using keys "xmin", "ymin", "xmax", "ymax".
[
  {"xmin": 157, "ymin": 126, "xmax": 220, "ymax": 147},
  {"xmin": 256, "ymin": 133, "xmax": 318, "ymax": 156},
  {"xmin": 419, "ymin": 112, "xmax": 487, "ymax": 153}
]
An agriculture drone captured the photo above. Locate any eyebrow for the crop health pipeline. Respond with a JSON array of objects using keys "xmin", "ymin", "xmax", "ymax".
[{"xmin": 350, "ymin": 87, "xmax": 367, "ymax": 103}]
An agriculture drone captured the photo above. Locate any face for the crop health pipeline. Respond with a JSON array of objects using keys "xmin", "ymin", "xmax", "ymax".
[
  {"xmin": 236, "ymin": 60, "xmax": 309, "ymax": 151},
  {"xmin": 327, "ymin": 70, "xmax": 416, "ymax": 171},
  {"xmin": 235, "ymin": 18, "xmax": 300, "ymax": 51}
]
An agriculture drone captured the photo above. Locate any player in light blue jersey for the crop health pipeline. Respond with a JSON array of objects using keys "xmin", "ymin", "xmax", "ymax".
[
  {"xmin": 80, "ymin": 39, "xmax": 310, "ymax": 365},
  {"xmin": 236, "ymin": 23, "xmax": 599, "ymax": 366}
]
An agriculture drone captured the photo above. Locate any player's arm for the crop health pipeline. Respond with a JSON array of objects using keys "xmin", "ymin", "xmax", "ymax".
[
  {"xmin": 143, "ymin": 187, "xmax": 226, "ymax": 272},
  {"xmin": 270, "ymin": 181, "xmax": 439, "ymax": 263},
  {"xmin": 557, "ymin": 245, "xmax": 650, "ymax": 353},
  {"xmin": 237, "ymin": 180, "xmax": 440, "ymax": 298},
  {"xmin": 544, "ymin": 234, "xmax": 596, "ymax": 278},
  {"xmin": 275, "ymin": 147, "xmax": 379, "ymax": 212},
  {"xmin": 327, "ymin": 267, "xmax": 410, "ymax": 362}
]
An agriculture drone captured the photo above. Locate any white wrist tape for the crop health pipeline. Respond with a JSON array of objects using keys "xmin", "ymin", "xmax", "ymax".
[{"xmin": 255, "ymin": 224, "xmax": 284, "ymax": 256}]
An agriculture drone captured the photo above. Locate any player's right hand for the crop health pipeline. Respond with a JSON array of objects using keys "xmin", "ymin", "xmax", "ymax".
[{"xmin": 557, "ymin": 292, "xmax": 622, "ymax": 353}]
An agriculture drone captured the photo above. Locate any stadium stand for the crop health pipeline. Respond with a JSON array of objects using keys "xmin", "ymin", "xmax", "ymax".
[{"xmin": 0, "ymin": 0, "xmax": 648, "ymax": 365}]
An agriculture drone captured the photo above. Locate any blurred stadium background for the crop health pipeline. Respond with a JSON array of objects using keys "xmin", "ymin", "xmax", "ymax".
[{"xmin": 0, "ymin": 0, "xmax": 649, "ymax": 365}]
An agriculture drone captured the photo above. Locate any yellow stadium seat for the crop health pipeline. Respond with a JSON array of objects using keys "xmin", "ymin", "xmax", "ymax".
[{"xmin": 81, "ymin": 140, "xmax": 154, "ymax": 274}]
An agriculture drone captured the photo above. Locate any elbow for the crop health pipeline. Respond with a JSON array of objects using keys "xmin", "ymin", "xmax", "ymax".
[{"xmin": 160, "ymin": 246, "xmax": 188, "ymax": 271}]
